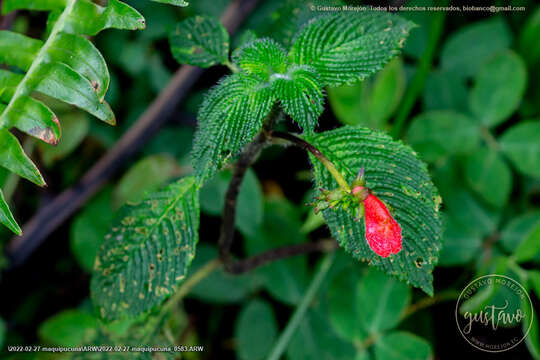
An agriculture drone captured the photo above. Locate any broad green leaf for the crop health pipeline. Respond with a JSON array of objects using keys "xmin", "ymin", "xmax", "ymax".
[
  {"xmin": 0, "ymin": 317, "xmax": 5, "ymax": 349},
  {"xmin": 439, "ymin": 215, "xmax": 482, "ymax": 266},
  {"xmin": 192, "ymin": 73, "xmax": 274, "ymax": 183},
  {"xmin": 400, "ymin": 0, "xmax": 432, "ymax": 59},
  {"xmin": 233, "ymin": 38, "xmax": 287, "ymax": 80},
  {"xmin": 235, "ymin": 300, "xmax": 278, "ymax": 360},
  {"xmin": 0, "ymin": 30, "xmax": 41, "ymax": 71},
  {"xmin": 151, "ymin": 0, "xmax": 188, "ymax": 6},
  {"xmin": 271, "ymin": 65, "xmax": 323, "ymax": 133},
  {"xmin": 440, "ymin": 17, "xmax": 511, "ymax": 78},
  {"xmin": 288, "ymin": 12, "xmax": 414, "ymax": 87},
  {"xmin": 38, "ymin": 309, "xmax": 99, "ymax": 346},
  {"xmin": 0, "ymin": 189, "xmax": 20, "ymax": 235},
  {"xmin": 2, "ymin": 0, "xmax": 66, "ymax": 13},
  {"xmin": 357, "ymin": 268, "xmax": 410, "ymax": 334},
  {"xmin": 500, "ymin": 121, "xmax": 540, "ymax": 178},
  {"xmin": 307, "ymin": 126, "xmax": 442, "ymax": 295},
  {"xmin": 422, "ymin": 70, "xmax": 468, "ymax": 112},
  {"xmin": 114, "ymin": 154, "xmax": 180, "ymax": 207},
  {"xmin": 518, "ymin": 6, "xmax": 540, "ymax": 65},
  {"xmin": 169, "ymin": 16, "xmax": 229, "ymax": 68},
  {"xmin": 514, "ymin": 220, "xmax": 540, "ymax": 263},
  {"xmin": 38, "ymin": 112, "xmax": 89, "ymax": 166},
  {"xmin": 374, "ymin": 331, "xmax": 432, "ymax": 360},
  {"xmin": 200, "ymin": 168, "xmax": 263, "ymax": 237},
  {"xmin": 91, "ymin": 177, "xmax": 199, "ymax": 321},
  {"xmin": 501, "ymin": 212, "xmax": 540, "ymax": 256},
  {"xmin": 406, "ymin": 111, "xmax": 480, "ymax": 163},
  {"xmin": 464, "ymin": 147, "xmax": 512, "ymax": 208},
  {"xmin": 245, "ymin": 198, "xmax": 309, "ymax": 305},
  {"xmin": 70, "ymin": 187, "xmax": 114, "ymax": 273},
  {"xmin": 469, "ymin": 51, "xmax": 527, "ymax": 127},
  {"xmin": 0, "ymin": 129, "xmax": 44, "ymax": 186},
  {"xmin": 188, "ymin": 244, "xmax": 261, "ymax": 303}
]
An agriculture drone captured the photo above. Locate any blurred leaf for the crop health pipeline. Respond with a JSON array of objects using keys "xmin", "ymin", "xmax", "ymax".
[
  {"xmin": 169, "ymin": 15, "xmax": 229, "ymax": 68},
  {"xmin": 0, "ymin": 317, "xmax": 5, "ymax": 349},
  {"xmin": 500, "ymin": 121, "xmax": 540, "ymax": 178},
  {"xmin": 235, "ymin": 300, "xmax": 278, "ymax": 360},
  {"xmin": 143, "ymin": 126, "xmax": 194, "ymax": 162},
  {"xmin": 514, "ymin": 220, "xmax": 540, "ymax": 263},
  {"xmin": 188, "ymin": 244, "xmax": 261, "ymax": 303},
  {"xmin": 114, "ymin": 154, "xmax": 180, "ymax": 207},
  {"xmin": 439, "ymin": 215, "xmax": 482, "ymax": 266},
  {"xmin": 523, "ymin": 289, "xmax": 540, "ymax": 360},
  {"xmin": 464, "ymin": 147, "xmax": 512, "ymax": 208},
  {"xmin": 328, "ymin": 59, "xmax": 405, "ymax": 129},
  {"xmin": 440, "ymin": 17, "xmax": 511, "ymax": 78},
  {"xmin": 530, "ymin": 270, "xmax": 540, "ymax": 299},
  {"xmin": 469, "ymin": 51, "xmax": 527, "ymax": 127},
  {"xmin": 200, "ymin": 168, "xmax": 263, "ymax": 237},
  {"xmin": 500, "ymin": 211, "xmax": 540, "ymax": 254},
  {"xmin": 400, "ymin": 0, "xmax": 432, "ymax": 59},
  {"xmin": 151, "ymin": 0, "xmax": 188, "ymax": 6},
  {"xmin": 70, "ymin": 187, "xmax": 114, "ymax": 273},
  {"xmin": 406, "ymin": 111, "xmax": 480, "ymax": 162},
  {"xmin": 373, "ymin": 331, "xmax": 432, "ymax": 360},
  {"xmin": 38, "ymin": 309, "xmax": 99, "ymax": 347},
  {"xmin": 308, "ymin": 126, "xmax": 442, "ymax": 295},
  {"xmin": 518, "ymin": 6, "xmax": 540, "ymax": 65},
  {"xmin": 38, "ymin": 112, "xmax": 90, "ymax": 167},
  {"xmin": 422, "ymin": 70, "xmax": 468, "ymax": 112},
  {"xmin": 245, "ymin": 198, "xmax": 309, "ymax": 305},
  {"xmin": 91, "ymin": 177, "xmax": 199, "ymax": 321}
]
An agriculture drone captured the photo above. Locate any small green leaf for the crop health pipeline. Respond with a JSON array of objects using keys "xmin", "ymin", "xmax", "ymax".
[
  {"xmin": 514, "ymin": 220, "xmax": 540, "ymax": 263},
  {"xmin": 500, "ymin": 121, "xmax": 540, "ymax": 178},
  {"xmin": 0, "ymin": 129, "xmax": 44, "ymax": 186},
  {"xmin": 233, "ymin": 38, "xmax": 287, "ymax": 80},
  {"xmin": 151, "ymin": 0, "xmax": 188, "ymax": 6},
  {"xmin": 500, "ymin": 212, "xmax": 540, "ymax": 255},
  {"xmin": 114, "ymin": 154, "xmax": 180, "ymax": 207},
  {"xmin": 307, "ymin": 126, "xmax": 442, "ymax": 295},
  {"xmin": 170, "ymin": 15, "xmax": 229, "ymax": 68},
  {"xmin": 91, "ymin": 177, "xmax": 199, "ymax": 321},
  {"xmin": 0, "ymin": 189, "xmax": 21, "ymax": 235},
  {"xmin": 406, "ymin": 111, "xmax": 480, "ymax": 163},
  {"xmin": 374, "ymin": 331, "xmax": 432, "ymax": 360},
  {"xmin": 0, "ymin": 30, "xmax": 41, "ymax": 71},
  {"xmin": 469, "ymin": 51, "xmax": 527, "ymax": 127},
  {"xmin": 464, "ymin": 147, "xmax": 512, "ymax": 208},
  {"xmin": 38, "ymin": 309, "xmax": 99, "ymax": 347},
  {"xmin": 235, "ymin": 300, "xmax": 278, "ymax": 360},
  {"xmin": 440, "ymin": 17, "xmax": 511, "ymax": 78},
  {"xmin": 518, "ymin": 6, "xmax": 540, "ymax": 65},
  {"xmin": 289, "ymin": 12, "xmax": 414, "ymax": 87}
]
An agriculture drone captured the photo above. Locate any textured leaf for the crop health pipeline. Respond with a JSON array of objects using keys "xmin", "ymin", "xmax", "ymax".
[
  {"xmin": 192, "ymin": 73, "xmax": 274, "ymax": 183},
  {"xmin": 169, "ymin": 16, "xmax": 229, "ymax": 68},
  {"xmin": 0, "ymin": 129, "xmax": 44, "ymax": 186},
  {"xmin": 500, "ymin": 121, "xmax": 540, "ymax": 178},
  {"xmin": 406, "ymin": 111, "xmax": 480, "ymax": 163},
  {"xmin": 374, "ymin": 331, "xmax": 432, "ymax": 360},
  {"xmin": 38, "ymin": 309, "xmax": 99, "ymax": 346},
  {"xmin": 233, "ymin": 38, "xmax": 288, "ymax": 80},
  {"xmin": 289, "ymin": 12, "xmax": 414, "ymax": 87},
  {"xmin": 306, "ymin": 126, "xmax": 442, "ymax": 294},
  {"xmin": 0, "ymin": 188, "xmax": 21, "ymax": 235},
  {"xmin": 91, "ymin": 177, "xmax": 200, "ymax": 321},
  {"xmin": 440, "ymin": 17, "xmax": 511, "ymax": 78},
  {"xmin": 235, "ymin": 300, "xmax": 278, "ymax": 360},
  {"xmin": 469, "ymin": 51, "xmax": 527, "ymax": 127}
]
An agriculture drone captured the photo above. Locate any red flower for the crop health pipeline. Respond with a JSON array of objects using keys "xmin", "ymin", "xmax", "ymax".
[{"xmin": 353, "ymin": 186, "xmax": 402, "ymax": 257}]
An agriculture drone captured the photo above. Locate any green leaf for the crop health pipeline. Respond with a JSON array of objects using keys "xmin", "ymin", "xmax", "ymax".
[
  {"xmin": 38, "ymin": 309, "xmax": 99, "ymax": 346},
  {"xmin": 374, "ymin": 331, "xmax": 432, "ymax": 360},
  {"xmin": 0, "ymin": 317, "xmax": 5, "ymax": 349},
  {"xmin": 422, "ymin": 70, "xmax": 468, "ymax": 112},
  {"xmin": 518, "ymin": 6, "xmax": 540, "ymax": 65},
  {"xmin": 440, "ymin": 17, "xmax": 511, "ymax": 78},
  {"xmin": 514, "ymin": 220, "xmax": 540, "ymax": 263},
  {"xmin": 192, "ymin": 73, "xmax": 274, "ymax": 183},
  {"xmin": 114, "ymin": 154, "xmax": 180, "ymax": 207},
  {"xmin": 406, "ymin": 111, "xmax": 480, "ymax": 163},
  {"xmin": 464, "ymin": 147, "xmax": 512, "ymax": 208},
  {"xmin": 235, "ymin": 300, "xmax": 278, "ymax": 360},
  {"xmin": 0, "ymin": 30, "xmax": 41, "ymax": 71},
  {"xmin": 307, "ymin": 126, "xmax": 443, "ymax": 295},
  {"xmin": 439, "ymin": 215, "xmax": 482, "ymax": 266},
  {"xmin": 169, "ymin": 15, "xmax": 229, "ymax": 68},
  {"xmin": 0, "ymin": 189, "xmax": 21, "ymax": 235},
  {"xmin": 200, "ymin": 168, "xmax": 263, "ymax": 237},
  {"xmin": 530, "ymin": 270, "xmax": 540, "ymax": 299},
  {"xmin": 70, "ymin": 187, "xmax": 114, "ymax": 273},
  {"xmin": 0, "ymin": 129, "xmax": 44, "ymax": 186},
  {"xmin": 91, "ymin": 177, "xmax": 200, "ymax": 321},
  {"xmin": 469, "ymin": 51, "xmax": 527, "ymax": 127},
  {"xmin": 37, "ymin": 112, "xmax": 89, "ymax": 167},
  {"xmin": 188, "ymin": 244, "xmax": 261, "ymax": 303},
  {"xmin": 288, "ymin": 12, "xmax": 414, "ymax": 87},
  {"xmin": 151, "ymin": 0, "xmax": 188, "ymax": 6},
  {"xmin": 500, "ymin": 121, "xmax": 540, "ymax": 178},
  {"xmin": 233, "ymin": 38, "xmax": 288, "ymax": 80}
]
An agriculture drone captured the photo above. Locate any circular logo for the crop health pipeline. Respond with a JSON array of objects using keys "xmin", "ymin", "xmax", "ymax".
[{"xmin": 455, "ymin": 274, "xmax": 534, "ymax": 353}]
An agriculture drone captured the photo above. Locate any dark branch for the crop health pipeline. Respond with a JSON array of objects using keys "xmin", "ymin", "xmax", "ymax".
[
  {"xmin": 7, "ymin": 0, "xmax": 260, "ymax": 267},
  {"xmin": 225, "ymin": 239, "xmax": 339, "ymax": 274}
]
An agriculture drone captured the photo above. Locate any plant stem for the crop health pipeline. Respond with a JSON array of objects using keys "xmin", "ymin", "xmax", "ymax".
[
  {"xmin": 400, "ymin": 289, "xmax": 459, "ymax": 320},
  {"xmin": 266, "ymin": 253, "xmax": 335, "ymax": 360},
  {"xmin": 390, "ymin": 5, "xmax": 446, "ymax": 138},
  {"xmin": 270, "ymin": 131, "xmax": 350, "ymax": 191},
  {"xmin": 225, "ymin": 239, "xmax": 338, "ymax": 274}
]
